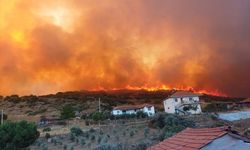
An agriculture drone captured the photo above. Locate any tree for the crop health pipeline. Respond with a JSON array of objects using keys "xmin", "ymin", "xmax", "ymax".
[
  {"xmin": 60, "ymin": 105, "xmax": 75, "ymax": 119},
  {"xmin": 0, "ymin": 120, "xmax": 40, "ymax": 150},
  {"xmin": 90, "ymin": 112, "xmax": 104, "ymax": 121}
]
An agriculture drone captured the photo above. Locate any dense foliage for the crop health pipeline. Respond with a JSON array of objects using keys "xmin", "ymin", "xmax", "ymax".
[
  {"xmin": 92, "ymin": 144, "xmax": 123, "ymax": 150},
  {"xmin": 70, "ymin": 127, "xmax": 83, "ymax": 136},
  {"xmin": 0, "ymin": 120, "xmax": 39, "ymax": 150},
  {"xmin": 149, "ymin": 113, "xmax": 195, "ymax": 140},
  {"xmin": 60, "ymin": 105, "xmax": 76, "ymax": 119},
  {"xmin": 203, "ymin": 103, "xmax": 228, "ymax": 112}
]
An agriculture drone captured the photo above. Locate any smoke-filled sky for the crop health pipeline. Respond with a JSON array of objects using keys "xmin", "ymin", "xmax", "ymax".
[{"xmin": 0, "ymin": 0, "xmax": 250, "ymax": 97}]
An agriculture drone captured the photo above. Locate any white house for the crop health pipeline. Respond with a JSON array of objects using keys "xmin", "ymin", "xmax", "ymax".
[
  {"xmin": 112, "ymin": 104, "xmax": 155, "ymax": 117},
  {"xmin": 163, "ymin": 91, "xmax": 202, "ymax": 114}
]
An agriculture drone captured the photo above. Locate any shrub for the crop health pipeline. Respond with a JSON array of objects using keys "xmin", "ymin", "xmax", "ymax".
[
  {"xmin": 80, "ymin": 138, "xmax": 86, "ymax": 147},
  {"xmin": 102, "ymin": 137, "xmax": 108, "ymax": 143},
  {"xmin": 92, "ymin": 144, "xmax": 123, "ymax": 150},
  {"xmin": 70, "ymin": 144, "xmax": 74, "ymax": 150},
  {"xmin": 63, "ymin": 144, "xmax": 67, "ymax": 150},
  {"xmin": 45, "ymin": 133, "xmax": 51, "ymax": 139},
  {"xmin": 90, "ymin": 135, "xmax": 95, "ymax": 141},
  {"xmin": 136, "ymin": 111, "xmax": 147, "ymax": 118},
  {"xmin": 43, "ymin": 127, "xmax": 51, "ymax": 132},
  {"xmin": 70, "ymin": 134, "xmax": 75, "ymax": 142},
  {"xmin": 97, "ymin": 136, "xmax": 102, "ymax": 144},
  {"xmin": 130, "ymin": 131, "xmax": 134, "ymax": 137},
  {"xmin": 75, "ymin": 138, "xmax": 79, "ymax": 144},
  {"xmin": 144, "ymin": 127, "xmax": 150, "ymax": 137},
  {"xmin": 149, "ymin": 113, "xmax": 195, "ymax": 129},
  {"xmin": 90, "ymin": 112, "xmax": 105, "ymax": 121},
  {"xmin": 0, "ymin": 120, "xmax": 40, "ymax": 150},
  {"xmin": 149, "ymin": 113, "xmax": 195, "ymax": 140},
  {"xmin": 203, "ymin": 103, "xmax": 228, "ymax": 112},
  {"xmin": 70, "ymin": 127, "xmax": 83, "ymax": 136},
  {"xmin": 131, "ymin": 140, "xmax": 151, "ymax": 150},
  {"xmin": 42, "ymin": 144, "xmax": 48, "ymax": 150},
  {"xmin": 60, "ymin": 105, "xmax": 75, "ymax": 119},
  {"xmin": 83, "ymin": 131, "xmax": 89, "ymax": 139},
  {"xmin": 89, "ymin": 128, "xmax": 96, "ymax": 133},
  {"xmin": 99, "ymin": 130, "xmax": 104, "ymax": 135}
]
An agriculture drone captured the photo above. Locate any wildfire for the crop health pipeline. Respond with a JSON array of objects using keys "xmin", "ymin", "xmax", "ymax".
[
  {"xmin": 91, "ymin": 85, "xmax": 226, "ymax": 97},
  {"xmin": 0, "ymin": 0, "xmax": 248, "ymax": 97}
]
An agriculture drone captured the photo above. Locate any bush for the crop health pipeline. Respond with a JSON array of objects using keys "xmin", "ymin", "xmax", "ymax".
[
  {"xmin": 97, "ymin": 136, "xmax": 102, "ymax": 144},
  {"xmin": 131, "ymin": 140, "xmax": 151, "ymax": 150},
  {"xmin": 63, "ymin": 144, "xmax": 67, "ymax": 150},
  {"xmin": 89, "ymin": 128, "xmax": 95, "ymax": 133},
  {"xmin": 92, "ymin": 144, "xmax": 123, "ymax": 150},
  {"xmin": 45, "ymin": 133, "xmax": 51, "ymax": 139},
  {"xmin": 102, "ymin": 137, "xmax": 108, "ymax": 143},
  {"xmin": 43, "ymin": 127, "xmax": 51, "ymax": 132},
  {"xmin": 0, "ymin": 120, "xmax": 39, "ymax": 150},
  {"xmin": 91, "ymin": 112, "xmax": 105, "ymax": 121},
  {"xmin": 90, "ymin": 135, "xmax": 95, "ymax": 141},
  {"xmin": 70, "ymin": 127, "xmax": 83, "ymax": 136},
  {"xmin": 70, "ymin": 134, "xmax": 75, "ymax": 142},
  {"xmin": 130, "ymin": 131, "xmax": 134, "ymax": 137},
  {"xmin": 136, "ymin": 111, "xmax": 147, "ymax": 118},
  {"xmin": 144, "ymin": 127, "xmax": 150, "ymax": 137},
  {"xmin": 203, "ymin": 103, "xmax": 228, "ymax": 112},
  {"xmin": 80, "ymin": 138, "xmax": 86, "ymax": 146},
  {"xmin": 149, "ymin": 113, "xmax": 195, "ymax": 129},
  {"xmin": 60, "ymin": 105, "xmax": 75, "ymax": 119},
  {"xmin": 70, "ymin": 144, "xmax": 74, "ymax": 150},
  {"xmin": 149, "ymin": 113, "xmax": 195, "ymax": 140}
]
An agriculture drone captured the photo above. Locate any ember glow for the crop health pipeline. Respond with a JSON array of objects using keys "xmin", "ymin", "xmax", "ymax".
[{"xmin": 0, "ymin": 0, "xmax": 250, "ymax": 97}]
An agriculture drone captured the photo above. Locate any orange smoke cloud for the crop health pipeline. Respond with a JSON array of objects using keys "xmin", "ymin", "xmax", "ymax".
[{"xmin": 0, "ymin": 0, "xmax": 250, "ymax": 97}]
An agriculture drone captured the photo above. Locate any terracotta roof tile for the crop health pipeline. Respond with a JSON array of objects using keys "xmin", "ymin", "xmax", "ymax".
[
  {"xmin": 147, "ymin": 127, "xmax": 227, "ymax": 150},
  {"xmin": 242, "ymin": 98, "xmax": 250, "ymax": 103},
  {"xmin": 113, "ymin": 104, "xmax": 153, "ymax": 110},
  {"xmin": 170, "ymin": 91, "xmax": 202, "ymax": 98}
]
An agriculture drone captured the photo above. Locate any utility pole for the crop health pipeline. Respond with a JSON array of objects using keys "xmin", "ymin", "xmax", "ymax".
[
  {"xmin": 1, "ymin": 109, "xmax": 3, "ymax": 125},
  {"xmin": 98, "ymin": 97, "xmax": 101, "ymax": 112}
]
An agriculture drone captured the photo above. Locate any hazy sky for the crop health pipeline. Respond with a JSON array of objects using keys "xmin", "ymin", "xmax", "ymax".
[{"xmin": 0, "ymin": 0, "xmax": 250, "ymax": 97}]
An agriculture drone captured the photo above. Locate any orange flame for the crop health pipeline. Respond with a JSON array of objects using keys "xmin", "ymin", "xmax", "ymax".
[{"xmin": 91, "ymin": 85, "xmax": 226, "ymax": 97}]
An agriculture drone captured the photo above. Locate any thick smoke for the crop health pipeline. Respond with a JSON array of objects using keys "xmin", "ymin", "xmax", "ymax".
[{"xmin": 0, "ymin": 0, "xmax": 250, "ymax": 97}]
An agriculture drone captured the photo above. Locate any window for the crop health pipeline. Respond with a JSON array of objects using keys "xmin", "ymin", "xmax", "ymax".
[
  {"xmin": 148, "ymin": 107, "xmax": 151, "ymax": 111},
  {"xmin": 175, "ymin": 99, "xmax": 178, "ymax": 102},
  {"xmin": 189, "ymin": 98, "xmax": 193, "ymax": 101},
  {"xmin": 168, "ymin": 107, "xmax": 170, "ymax": 109}
]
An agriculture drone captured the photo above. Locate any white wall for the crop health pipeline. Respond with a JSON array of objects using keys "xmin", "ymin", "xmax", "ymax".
[
  {"xmin": 143, "ymin": 106, "xmax": 155, "ymax": 116},
  {"xmin": 112, "ymin": 110, "xmax": 123, "ymax": 115},
  {"xmin": 164, "ymin": 96, "xmax": 202, "ymax": 114},
  {"xmin": 164, "ymin": 98, "xmax": 176, "ymax": 113},
  {"xmin": 112, "ymin": 106, "xmax": 156, "ymax": 116}
]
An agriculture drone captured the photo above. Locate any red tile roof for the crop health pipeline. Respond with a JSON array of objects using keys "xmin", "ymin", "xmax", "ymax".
[
  {"xmin": 148, "ymin": 127, "xmax": 227, "ymax": 150},
  {"xmin": 113, "ymin": 104, "xmax": 153, "ymax": 110},
  {"xmin": 242, "ymin": 98, "xmax": 250, "ymax": 103},
  {"xmin": 170, "ymin": 91, "xmax": 202, "ymax": 98}
]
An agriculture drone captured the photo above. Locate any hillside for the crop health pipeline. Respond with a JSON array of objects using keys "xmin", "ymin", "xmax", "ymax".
[{"xmin": 0, "ymin": 89, "xmax": 244, "ymax": 122}]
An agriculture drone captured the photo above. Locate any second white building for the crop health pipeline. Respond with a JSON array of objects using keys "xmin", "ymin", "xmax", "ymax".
[{"xmin": 163, "ymin": 91, "xmax": 202, "ymax": 114}]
